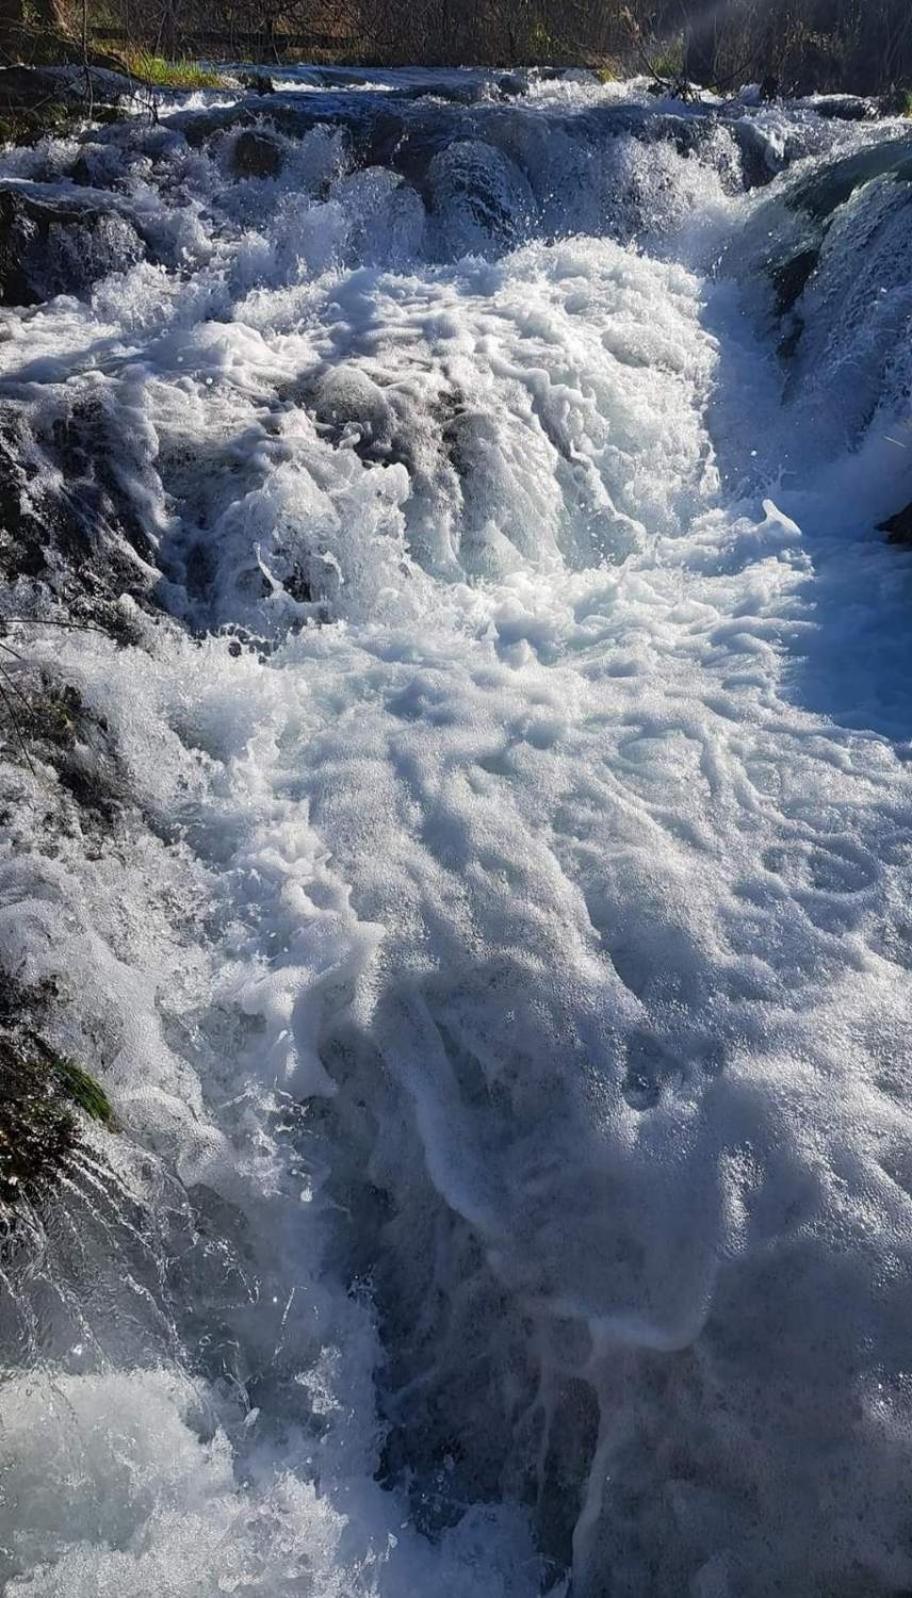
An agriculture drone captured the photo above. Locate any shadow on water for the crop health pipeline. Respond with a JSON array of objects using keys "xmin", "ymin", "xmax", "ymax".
[
  {"xmin": 780, "ymin": 500, "xmax": 912, "ymax": 746},
  {"xmin": 699, "ymin": 132, "xmax": 912, "ymax": 747}
]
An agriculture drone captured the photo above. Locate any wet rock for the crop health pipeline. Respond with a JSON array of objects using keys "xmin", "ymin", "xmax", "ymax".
[
  {"xmin": 0, "ymin": 422, "xmax": 53, "ymax": 582},
  {"xmin": 731, "ymin": 119, "xmax": 779, "ymax": 190},
  {"xmin": 878, "ymin": 503, "xmax": 912, "ymax": 545},
  {"xmin": 0, "ymin": 65, "xmax": 64, "ymax": 108},
  {"xmin": 771, "ymin": 247, "xmax": 819, "ymax": 315},
  {"xmin": 18, "ymin": 675, "xmax": 127, "ymax": 825},
  {"xmin": 231, "ymin": 128, "xmax": 283, "ymax": 179},
  {"xmin": 0, "ymin": 404, "xmax": 159, "ymax": 635},
  {"xmin": 800, "ymin": 94, "xmax": 878, "ymax": 122},
  {"xmin": 0, "ymin": 187, "xmax": 146, "ymax": 307},
  {"xmin": 0, "ymin": 1037, "xmax": 77, "ymax": 1211},
  {"xmin": 787, "ymin": 137, "xmax": 912, "ymax": 221},
  {"xmin": 243, "ymin": 73, "xmax": 275, "ymax": 96},
  {"xmin": 880, "ymin": 86, "xmax": 912, "ymax": 117},
  {"xmin": 0, "ymin": 976, "xmax": 113, "ymax": 1218},
  {"xmin": 68, "ymin": 154, "xmax": 95, "ymax": 187},
  {"xmin": 0, "ymin": 64, "xmax": 129, "ymax": 147}
]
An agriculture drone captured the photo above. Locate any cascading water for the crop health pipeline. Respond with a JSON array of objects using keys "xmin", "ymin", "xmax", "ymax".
[{"xmin": 2, "ymin": 64, "xmax": 912, "ymax": 1598}]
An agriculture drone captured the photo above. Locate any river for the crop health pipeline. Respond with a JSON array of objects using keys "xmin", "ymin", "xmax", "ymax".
[{"xmin": 1, "ymin": 65, "xmax": 912, "ymax": 1597}]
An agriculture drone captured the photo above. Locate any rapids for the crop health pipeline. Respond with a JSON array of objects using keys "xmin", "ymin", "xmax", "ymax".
[{"xmin": 1, "ymin": 65, "xmax": 912, "ymax": 1598}]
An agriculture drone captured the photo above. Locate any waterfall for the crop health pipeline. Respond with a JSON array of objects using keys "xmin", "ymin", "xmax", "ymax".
[{"xmin": 1, "ymin": 66, "xmax": 912, "ymax": 1598}]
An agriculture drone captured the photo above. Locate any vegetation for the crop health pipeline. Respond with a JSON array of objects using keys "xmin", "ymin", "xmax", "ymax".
[
  {"xmin": 0, "ymin": 95, "xmax": 95, "ymax": 144},
  {"xmin": 647, "ymin": 35, "xmax": 686, "ymax": 87},
  {"xmin": 117, "ymin": 49, "xmax": 226, "ymax": 88},
  {"xmin": 53, "ymin": 1054, "xmax": 114, "ymax": 1126},
  {"xmin": 665, "ymin": 0, "xmax": 912, "ymax": 96},
  {"xmin": 0, "ymin": 981, "xmax": 113, "ymax": 1217},
  {"xmin": 0, "ymin": 0, "xmax": 909, "ymax": 97}
]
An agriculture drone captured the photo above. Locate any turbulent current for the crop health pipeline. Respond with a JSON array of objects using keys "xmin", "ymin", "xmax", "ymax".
[{"xmin": 2, "ymin": 63, "xmax": 912, "ymax": 1598}]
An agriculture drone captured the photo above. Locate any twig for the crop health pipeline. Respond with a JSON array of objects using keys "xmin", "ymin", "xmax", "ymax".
[
  {"xmin": 619, "ymin": 5, "xmax": 691, "ymax": 98},
  {"xmin": 0, "ymin": 616, "xmax": 107, "ymax": 635},
  {"xmin": 0, "ymin": 663, "xmax": 35, "ymax": 774}
]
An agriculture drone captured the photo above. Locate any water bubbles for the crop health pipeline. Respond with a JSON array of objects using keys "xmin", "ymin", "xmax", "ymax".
[{"xmin": 1, "ymin": 64, "xmax": 912, "ymax": 1598}]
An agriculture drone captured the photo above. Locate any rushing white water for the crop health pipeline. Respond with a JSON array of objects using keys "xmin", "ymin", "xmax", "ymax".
[{"xmin": 2, "ymin": 65, "xmax": 912, "ymax": 1598}]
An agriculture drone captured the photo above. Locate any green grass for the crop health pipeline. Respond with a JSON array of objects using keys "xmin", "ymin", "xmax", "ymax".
[
  {"xmin": 649, "ymin": 36, "xmax": 685, "ymax": 83},
  {"xmin": 119, "ymin": 51, "xmax": 227, "ymax": 90}
]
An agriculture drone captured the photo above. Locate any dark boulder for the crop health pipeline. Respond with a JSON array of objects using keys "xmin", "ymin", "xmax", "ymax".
[
  {"xmin": 231, "ymin": 128, "xmax": 283, "ymax": 179},
  {"xmin": 731, "ymin": 120, "xmax": 778, "ymax": 190},
  {"xmin": 0, "ymin": 187, "xmax": 145, "ymax": 307},
  {"xmin": 495, "ymin": 73, "xmax": 527, "ymax": 99},
  {"xmin": 0, "ymin": 402, "xmax": 159, "ymax": 636},
  {"xmin": 243, "ymin": 73, "xmax": 276, "ymax": 96},
  {"xmin": 0, "ymin": 64, "xmax": 130, "ymax": 146},
  {"xmin": 801, "ymin": 95, "xmax": 878, "ymax": 122},
  {"xmin": 0, "ymin": 65, "xmax": 65, "ymax": 111},
  {"xmin": 878, "ymin": 504, "xmax": 912, "ymax": 545},
  {"xmin": 880, "ymin": 86, "xmax": 912, "ymax": 117},
  {"xmin": 771, "ymin": 247, "xmax": 820, "ymax": 315},
  {"xmin": 787, "ymin": 137, "xmax": 912, "ymax": 221}
]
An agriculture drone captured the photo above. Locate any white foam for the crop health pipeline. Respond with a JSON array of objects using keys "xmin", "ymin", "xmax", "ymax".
[{"xmin": 2, "ymin": 73, "xmax": 912, "ymax": 1598}]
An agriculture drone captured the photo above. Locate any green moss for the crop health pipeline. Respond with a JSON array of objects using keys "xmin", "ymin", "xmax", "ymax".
[
  {"xmin": 0, "ymin": 1039, "xmax": 75, "ymax": 1206},
  {"xmin": 53, "ymin": 1055, "xmax": 114, "ymax": 1126},
  {"xmin": 17, "ymin": 1031, "xmax": 114, "ymax": 1128},
  {"xmin": 119, "ymin": 51, "xmax": 227, "ymax": 90},
  {"xmin": 0, "ymin": 985, "xmax": 114, "ymax": 1215}
]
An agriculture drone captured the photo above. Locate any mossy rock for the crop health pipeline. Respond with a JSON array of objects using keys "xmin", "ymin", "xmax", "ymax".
[
  {"xmin": 0, "ymin": 1036, "xmax": 75, "ymax": 1206},
  {"xmin": 0, "ymin": 1025, "xmax": 113, "ymax": 1214},
  {"xmin": 19, "ymin": 681, "xmax": 84, "ymax": 751},
  {"xmin": 0, "ymin": 669, "xmax": 127, "ymax": 826}
]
